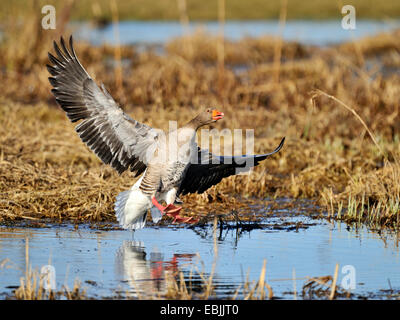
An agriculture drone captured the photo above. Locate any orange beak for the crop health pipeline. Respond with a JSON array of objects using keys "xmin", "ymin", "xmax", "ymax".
[{"xmin": 212, "ymin": 109, "xmax": 224, "ymax": 121}]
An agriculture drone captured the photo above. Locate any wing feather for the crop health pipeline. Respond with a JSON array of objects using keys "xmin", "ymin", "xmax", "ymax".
[
  {"xmin": 178, "ymin": 137, "xmax": 285, "ymax": 196},
  {"xmin": 47, "ymin": 36, "xmax": 160, "ymax": 175}
]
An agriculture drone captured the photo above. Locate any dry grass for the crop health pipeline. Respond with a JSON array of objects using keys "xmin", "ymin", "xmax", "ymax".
[
  {"xmin": 1, "ymin": 7, "xmax": 400, "ymax": 229},
  {"xmin": 11, "ymin": 238, "xmax": 86, "ymax": 300}
]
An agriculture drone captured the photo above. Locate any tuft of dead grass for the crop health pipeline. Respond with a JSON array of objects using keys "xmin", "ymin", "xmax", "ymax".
[{"xmin": 12, "ymin": 238, "xmax": 86, "ymax": 300}]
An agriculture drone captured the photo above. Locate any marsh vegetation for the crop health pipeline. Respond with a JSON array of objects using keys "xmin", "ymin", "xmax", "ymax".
[
  {"xmin": 1, "ymin": 6, "xmax": 400, "ymax": 229},
  {"xmin": 1, "ymin": 0, "xmax": 400, "ymax": 301}
]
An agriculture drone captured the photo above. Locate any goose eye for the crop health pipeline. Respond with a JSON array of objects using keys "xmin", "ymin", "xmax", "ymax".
[{"xmin": 206, "ymin": 109, "xmax": 210, "ymax": 113}]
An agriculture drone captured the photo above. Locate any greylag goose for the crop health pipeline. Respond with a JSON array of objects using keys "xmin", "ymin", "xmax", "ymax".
[{"xmin": 47, "ymin": 36, "xmax": 285, "ymax": 230}]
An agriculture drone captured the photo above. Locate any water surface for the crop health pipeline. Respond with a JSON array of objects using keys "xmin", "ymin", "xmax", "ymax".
[
  {"xmin": 72, "ymin": 20, "xmax": 400, "ymax": 46},
  {"xmin": 0, "ymin": 213, "xmax": 399, "ymax": 299}
]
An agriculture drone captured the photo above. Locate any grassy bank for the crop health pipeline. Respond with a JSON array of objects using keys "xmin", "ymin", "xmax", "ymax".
[
  {"xmin": 2, "ymin": 0, "xmax": 400, "ymax": 22},
  {"xmin": 1, "ymin": 4, "xmax": 400, "ymax": 229}
]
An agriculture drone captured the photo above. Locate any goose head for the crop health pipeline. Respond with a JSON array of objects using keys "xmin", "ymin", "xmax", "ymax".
[{"xmin": 193, "ymin": 108, "xmax": 224, "ymax": 127}]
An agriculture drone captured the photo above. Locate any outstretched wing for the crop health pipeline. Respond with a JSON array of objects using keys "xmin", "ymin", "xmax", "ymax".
[
  {"xmin": 177, "ymin": 137, "xmax": 285, "ymax": 196},
  {"xmin": 47, "ymin": 36, "xmax": 160, "ymax": 175}
]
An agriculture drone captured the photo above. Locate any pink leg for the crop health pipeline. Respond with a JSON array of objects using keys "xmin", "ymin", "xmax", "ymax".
[
  {"xmin": 151, "ymin": 197, "xmax": 197, "ymax": 224},
  {"xmin": 152, "ymin": 197, "xmax": 181, "ymax": 214},
  {"xmin": 152, "ymin": 197, "xmax": 165, "ymax": 211}
]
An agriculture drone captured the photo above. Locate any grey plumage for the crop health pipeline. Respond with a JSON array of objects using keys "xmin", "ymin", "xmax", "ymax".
[
  {"xmin": 47, "ymin": 36, "xmax": 160, "ymax": 175},
  {"xmin": 47, "ymin": 36, "xmax": 285, "ymax": 229},
  {"xmin": 178, "ymin": 137, "xmax": 285, "ymax": 196}
]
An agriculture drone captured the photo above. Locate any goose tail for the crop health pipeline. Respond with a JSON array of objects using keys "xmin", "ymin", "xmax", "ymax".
[{"xmin": 115, "ymin": 188, "xmax": 151, "ymax": 230}]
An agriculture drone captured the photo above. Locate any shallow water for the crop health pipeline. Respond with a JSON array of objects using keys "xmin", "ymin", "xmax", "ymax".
[
  {"xmin": 0, "ymin": 211, "xmax": 399, "ymax": 299},
  {"xmin": 72, "ymin": 20, "xmax": 400, "ymax": 47}
]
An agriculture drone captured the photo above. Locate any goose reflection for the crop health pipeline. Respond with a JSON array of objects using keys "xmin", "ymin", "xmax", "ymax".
[{"xmin": 115, "ymin": 240, "xmax": 195, "ymax": 297}]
